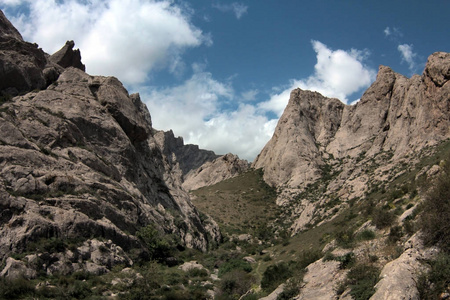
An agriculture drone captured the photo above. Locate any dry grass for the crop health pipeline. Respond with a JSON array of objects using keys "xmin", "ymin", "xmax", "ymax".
[{"xmin": 191, "ymin": 169, "xmax": 279, "ymax": 235}]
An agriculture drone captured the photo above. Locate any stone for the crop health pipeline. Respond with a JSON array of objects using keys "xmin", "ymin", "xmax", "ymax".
[
  {"xmin": 0, "ymin": 12, "xmax": 220, "ymax": 274},
  {"xmin": 0, "ymin": 257, "xmax": 37, "ymax": 280},
  {"xmin": 183, "ymin": 153, "xmax": 250, "ymax": 191},
  {"xmin": 178, "ymin": 261, "xmax": 207, "ymax": 272},
  {"xmin": 370, "ymin": 234, "xmax": 437, "ymax": 300},
  {"xmin": 252, "ymin": 51, "xmax": 450, "ymax": 233},
  {"xmin": 294, "ymin": 259, "xmax": 346, "ymax": 300},
  {"xmin": 49, "ymin": 40, "xmax": 86, "ymax": 71}
]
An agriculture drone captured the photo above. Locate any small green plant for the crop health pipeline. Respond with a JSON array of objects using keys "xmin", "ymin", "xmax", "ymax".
[
  {"xmin": 218, "ymin": 269, "xmax": 255, "ymax": 299},
  {"xmin": 335, "ymin": 229, "xmax": 355, "ymax": 248},
  {"xmin": 420, "ymin": 156, "xmax": 450, "ymax": 252},
  {"xmin": 0, "ymin": 277, "xmax": 35, "ymax": 299},
  {"xmin": 372, "ymin": 208, "xmax": 395, "ymax": 229},
  {"xmin": 417, "ymin": 253, "xmax": 450, "ymax": 299},
  {"xmin": 356, "ymin": 229, "xmax": 376, "ymax": 241},
  {"xmin": 387, "ymin": 225, "xmax": 403, "ymax": 244},
  {"xmin": 261, "ymin": 262, "xmax": 292, "ymax": 292},
  {"xmin": 346, "ymin": 264, "xmax": 380, "ymax": 300},
  {"xmin": 218, "ymin": 258, "xmax": 252, "ymax": 277},
  {"xmin": 136, "ymin": 224, "xmax": 174, "ymax": 262}
]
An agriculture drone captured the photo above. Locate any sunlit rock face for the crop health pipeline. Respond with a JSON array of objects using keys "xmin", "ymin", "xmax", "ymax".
[{"xmin": 0, "ymin": 10, "xmax": 220, "ymax": 272}]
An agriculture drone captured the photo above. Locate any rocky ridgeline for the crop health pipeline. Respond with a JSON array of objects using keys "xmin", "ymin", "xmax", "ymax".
[
  {"xmin": 253, "ymin": 52, "xmax": 450, "ymax": 232},
  {"xmin": 0, "ymin": 10, "xmax": 221, "ymax": 276}
]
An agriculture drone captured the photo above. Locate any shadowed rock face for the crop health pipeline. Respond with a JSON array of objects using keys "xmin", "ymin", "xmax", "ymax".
[
  {"xmin": 49, "ymin": 40, "xmax": 86, "ymax": 72},
  {"xmin": 0, "ymin": 11, "xmax": 220, "ymax": 268},
  {"xmin": 253, "ymin": 52, "xmax": 450, "ymax": 189}
]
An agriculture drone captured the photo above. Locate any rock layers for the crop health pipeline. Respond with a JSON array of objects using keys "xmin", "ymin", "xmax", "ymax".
[
  {"xmin": 0, "ymin": 10, "xmax": 219, "ymax": 275},
  {"xmin": 254, "ymin": 52, "xmax": 450, "ymax": 189}
]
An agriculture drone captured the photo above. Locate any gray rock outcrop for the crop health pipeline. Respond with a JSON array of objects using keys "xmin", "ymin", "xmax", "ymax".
[
  {"xmin": 183, "ymin": 153, "xmax": 250, "ymax": 191},
  {"xmin": 49, "ymin": 40, "xmax": 86, "ymax": 71},
  {"xmin": 154, "ymin": 129, "xmax": 220, "ymax": 178},
  {"xmin": 252, "ymin": 52, "xmax": 450, "ymax": 233},
  {"xmin": 0, "ymin": 12, "xmax": 220, "ymax": 275},
  {"xmin": 254, "ymin": 52, "xmax": 450, "ymax": 189}
]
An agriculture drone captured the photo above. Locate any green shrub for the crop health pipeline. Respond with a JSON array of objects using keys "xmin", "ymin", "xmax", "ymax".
[
  {"xmin": 335, "ymin": 229, "xmax": 355, "ymax": 248},
  {"xmin": 296, "ymin": 249, "xmax": 322, "ymax": 269},
  {"xmin": 346, "ymin": 264, "xmax": 380, "ymax": 300},
  {"xmin": 136, "ymin": 225, "xmax": 174, "ymax": 261},
  {"xmin": 0, "ymin": 277, "xmax": 35, "ymax": 299},
  {"xmin": 261, "ymin": 262, "xmax": 292, "ymax": 292},
  {"xmin": 276, "ymin": 278, "xmax": 301, "ymax": 300},
  {"xmin": 218, "ymin": 270, "xmax": 255, "ymax": 299},
  {"xmin": 387, "ymin": 225, "xmax": 403, "ymax": 244},
  {"xmin": 323, "ymin": 252, "xmax": 355, "ymax": 269},
  {"xmin": 372, "ymin": 208, "xmax": 395, "ymax": 229},
  {"xmin": 420, "ymin": 157, "xmax": 450, "ymax": 252},
  {"xmin": 417, "ymin": 253, "xmax": 450, "ymax": 299},
  {"xmin": 357, "ymin": 229, "xmax": 376, "ymax": 241},
  {"xmin": 218, "ymin": 258, "xmax": 252, "ymax": 277}
]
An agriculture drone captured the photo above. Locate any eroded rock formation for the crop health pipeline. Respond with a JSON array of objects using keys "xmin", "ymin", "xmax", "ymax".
[{"xmin": 0, "ymin": 11, "xmax": 220, "ymax": 275}]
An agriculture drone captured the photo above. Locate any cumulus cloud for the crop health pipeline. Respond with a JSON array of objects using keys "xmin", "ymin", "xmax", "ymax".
[
  {"xmin": 143, "ymin": 65, "xmax": 274, "ymax": 161},
  {"xmin": 2, "ymin": 0, "xmax": 208, "ymax": 86},
  {"xmin": 259, "ymin": 40, "xmax": 376, "ymax": 116},
  {"xmin": 213, "ymin": 2, "xmax": 248, "ymax": 19},
  {"xmin": 398, "ymin": 44, "xmax": 418, "ymax": 72},
  {"xmin": 143, "ymin": 41, "xmax": 376, "ymax": 160}
]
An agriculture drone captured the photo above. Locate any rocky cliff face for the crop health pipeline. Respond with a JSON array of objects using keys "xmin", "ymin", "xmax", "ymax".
[
  {"xmin": 253, "ymin": 52, "xmax": 450, "ymax": 232},
  {"xmin": 0, "ymin": 11, "xmax": 219, "ymax": 275},
  {"xmin": 153, "ymin": 130, "xmax": 249, "ymax": 191},
  {"xmin": 183, "ymin": 153, "xmax": 250, "ymax": 191},
  {"xmin": 254, "ymin": 52, "xmax": 450, "ymax": 189}
]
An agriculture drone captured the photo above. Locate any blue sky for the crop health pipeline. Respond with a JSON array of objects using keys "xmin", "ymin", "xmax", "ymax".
[{"xmin": 1, "ymin": 0, "xmax": 449, "ymax": 161}]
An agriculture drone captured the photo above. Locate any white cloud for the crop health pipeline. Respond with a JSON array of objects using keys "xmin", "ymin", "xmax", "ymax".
[
  {"xmin": 259, "ymin": 40, "xmax": 376, "ymax": 116},
  {"xmin": 383, "ymin": 26, "xmax": 403, "ymax": 39},
  {"xmin": 213, "ymin": 2, "xmax": 248, "ymax": 19},
  {"xmin": 0, "ymin": 0, "xmax": 23, "ymax": 4},
  {"xmin": 398, "ymin": 44, "xmax": 417, "ymax": 72},
  {"xmin": 143, "ymin": 65, "xmax": 274, "ymax": 161},
  {"xmin": 3, "ymin": 0, "xmax": 208, "ymax": 86},
  {"xmin": 241, "ymin": 89, "xmax": 259, "ymax": 101}
]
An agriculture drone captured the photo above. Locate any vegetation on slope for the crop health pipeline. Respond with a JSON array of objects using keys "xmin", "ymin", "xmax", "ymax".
[{"xmin": 2, "ymin": 141, "xmax": 450, "ymax": 299}]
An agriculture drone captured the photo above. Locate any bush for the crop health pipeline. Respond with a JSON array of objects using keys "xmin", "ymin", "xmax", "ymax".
[
  {"xmin": 218, "ymin": 258, "xmax": 252, "ymax": 277},
  {"xmin": 387, "ymin": 225, "xmax": 403, "ymax": 244},
  {"xmin": 357, "ymin": 229, "xmax": 376, "ymax": 241},
  {"xmin": 218, "ymin": 270, "xmax": 255, "ymax": 299},
  {"xmin": 372, "ymin": 208, "xmax": 395, "ymax": 229},
  {"xmin": 296, "ymin": 250, "xmax": 322, "ymax": 269},
  {"xmin": 417, "ymin": 253, "xmax": 450, "ymax": 299},
  {"xmin": 0, "ymin": 277, "xmax": 35, "ymax": 299},
  {"xmin": 346, "ymin": 264, "xmax": 380, "ymax": 300},
  {"xmin": 136, "ymin": 225, "xmax": 174, "ymax": 261},
  {"xmin": 261, "ymin": 262, "xmax": 292, "ymax": 292},
  {"xmin": 335, "ymin": 229, "xmax": 355, "ymax": 248},
  {"xmin": 420, "ymin": 157, "xmax": 450, "ymax": 252}
]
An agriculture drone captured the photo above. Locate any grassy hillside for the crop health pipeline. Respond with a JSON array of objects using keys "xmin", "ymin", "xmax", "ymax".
[{"xmin": 191, "ymin": 169, "xmax": 279, "ymax": 237}]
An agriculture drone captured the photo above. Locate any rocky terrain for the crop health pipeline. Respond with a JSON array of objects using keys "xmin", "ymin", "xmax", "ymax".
[
  {"xmin": 254, "ymin": 52, "xmax": 450, "ymax": 232},
  {"xmin": 0, "ymin": 9, "xmax": 220, "ymax": 278},
  {"xmin": 1, "ymin": 8, "xmax": 450, "ymax": 300}
]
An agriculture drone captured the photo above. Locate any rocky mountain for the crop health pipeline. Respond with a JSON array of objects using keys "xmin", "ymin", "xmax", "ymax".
[
  {"xmin": 153, "ymin": 130, "xmax": 249, "ymax": 191},
  {"xmin": 254, "ymin": 52, "xmax": 450, "ymax": 189},
  {"xmin": 183, "ymin": 153, "xmax": 250, "ymax": 191},
  {"xmin": 0, "ymin": 10, "xmax": 220, "ymax": 276},
  {"xmin": 253, "ymin": 52, "xmax": 450, "ymax": 232},
  {"xmin": 2, "ymin": 8, "xmax": 450, "ymax": 300}
]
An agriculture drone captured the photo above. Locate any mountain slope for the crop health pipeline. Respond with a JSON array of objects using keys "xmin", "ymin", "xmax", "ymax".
[
  {"xmin": 0, "ymin": 10, "xmax": 219, "ymax": 276},
  {"xmin": 254, "ymin": 52, "xmax": 450, "ymax": 190}
]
